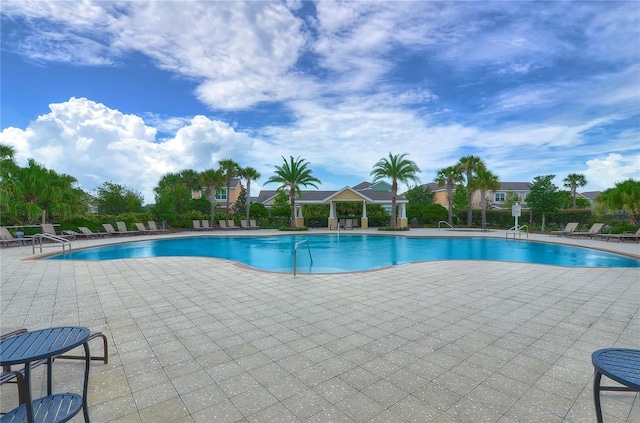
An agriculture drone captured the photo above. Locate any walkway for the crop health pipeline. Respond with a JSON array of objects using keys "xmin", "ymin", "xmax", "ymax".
[{"xmin": 1, "ymin": 229, "xmax": 638, "ymax": 422}]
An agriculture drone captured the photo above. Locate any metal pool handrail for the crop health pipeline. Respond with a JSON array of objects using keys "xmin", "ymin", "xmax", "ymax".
[
  {"xmin": 293, "ymin": 239, "xmax": 313, "ymax": 276},
  {"xmin": 438, "ymin": 221, "xmax": 455, "ymax": 230},
  {"xmin": 506, "ymin": 224, "xmax": 529, "ymax": 240}
]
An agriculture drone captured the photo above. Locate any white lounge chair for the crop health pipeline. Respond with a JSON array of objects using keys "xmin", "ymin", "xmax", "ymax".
[
  {"xmin": 0, "ymin": 227, "xmax": 23, "ymax": 247},
  {"xmin": 147, "ymin": 221, "xmax": 167, "ymax": 233},
  {"xmin": 550, "ymin": 222, "xmax": 578, "ymax": 237},
  {"xmin": 116, "ymin": 221, "xmax": 139, "ymax": 236},
  {"xmin": 568, "ymin": 223, "xmax": 604, "ymax": 239},
  {"xmin": 135, "ymin": 223, "xmax": 156, "ymax": 234}
]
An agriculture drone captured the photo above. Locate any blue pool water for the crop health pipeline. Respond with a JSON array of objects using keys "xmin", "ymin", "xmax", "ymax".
[{"xmin": 47, "ymin": 235, "xmax": 639, "ymax": 273}]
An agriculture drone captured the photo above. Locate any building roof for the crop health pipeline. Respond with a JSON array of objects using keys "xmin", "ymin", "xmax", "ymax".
[
  {"xmin": 580, "ymin": 191, "xmax": 601, "ymax": 200},
  {"xmin": 497, "ymin": 182, "xmax": 532, "ymax": 191},
  {"xmin": 255, "ymin": 182, "xmax": 407, "ymax": 205}
]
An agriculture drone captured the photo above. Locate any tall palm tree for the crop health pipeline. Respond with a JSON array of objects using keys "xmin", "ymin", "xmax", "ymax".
[
  {"xmin": 563, "ymin": 173, "xmax": 588, "ymax": 209},
  {"xmin": 199, "ymin": 168, "xmax": 224, "ymax": 225},
  {"xmin": 435, "ymin": 165, "xmax": 464, "ymax": 227},
  {"xmin": 219, "ymin": 159, "xmax": 240, "ymax": 222},
  {"xmin": 371, "ymin": 152, "xmax": 421, "ymax": 229},
  {"xmin": 457, "ymin": 155, "xmax": 486, "ymax": 227},
  {"xmin": 238, "ymin": 166, "xmax": 261, "ymax": 226},
  {"xmin": 265, "ymin": 156, "xmax": 321, "ymax": 228},
  {"xmin": 475, "ymin": 168, "xmax": 500, "ymax": 229}
]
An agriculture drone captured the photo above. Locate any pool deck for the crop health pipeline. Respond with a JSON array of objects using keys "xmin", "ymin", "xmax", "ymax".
[{"xmin": 1, "ymin": 228, "xmax": 638, "ymax": 422}]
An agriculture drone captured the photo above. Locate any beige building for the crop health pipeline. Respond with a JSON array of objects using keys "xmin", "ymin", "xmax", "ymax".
[
  {"xmin": 191, "ymin": 178, "xmax": 243, "ymax": 211},
  {"xmin": 255, "ymin": 181, "xmax": 409, "ymax": 228},
  {"xmin": 423, "ymin": 182, "xmax": 532, "ymax": 210}
]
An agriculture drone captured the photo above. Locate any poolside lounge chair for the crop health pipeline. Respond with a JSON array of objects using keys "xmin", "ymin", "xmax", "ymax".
[
  {"xmin": 549, "ymin": 222, "xmax": 578, "ymax": 237},
  {"xmin": 78, "ymin": 227, "xmax": 107, "ymax": 238},
  {"xmin": 241, "ymin": 220, "xmax": 250, "ymax": 229},
  {"xmin": 597, "ymin": 227, "xmax": 640, "ymax": 243},
  {"xmin": 344, "ymin": 219, "xmax": 353, "ymax": 230},
  {"xmin": 147, "ymin": 221, "xmax": 167, "ymax": 233},
  {"xmin": 63, "ymin": 230, "xmax": 87, "ymax": 239},
  {"xmin": 219, "ymin": 220, "xmax": 230, "ymax": 230},
  {"xmin": 102, "ymin": 223, "xmax": 124, "ymax": 236},
  {"xmin": 193, "ymin": 220, "xmax": 206, "ymax": 231},
  {"xmin": 201, "ymin": 220, "xmax": 215, "ymax": 230},
  {"xmin": 568, "ymin": 223, "xmax": 604, "ymax": 239},
  {"xmin": 249, "ymin": 220, "xmax": 260, "ymax": 229},
  {"xmin": 135, "ymin": 222, "xmax": 156, "ymax": 234},
  {"xmin": 42, "ymin": 223, "xmax": 74, "ymax": 240},
  {"xmin": 116, "ymin": 221, "xmax": 140, "ymax": 236},
  {"xmin": 227, "ymin": 220, "xmax": 240, "ymax": 230},
  {"xmin": 0, "ymin": 227, "xmax": 23, "ymax": 247}
]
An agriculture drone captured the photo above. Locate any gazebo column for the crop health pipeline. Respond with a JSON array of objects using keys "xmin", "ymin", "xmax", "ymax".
[
  {"xmin": 361, "ymin": 201, "xmax": 368, "ymax": 229},
  {"xmin": 328, "ymin": 201, "xmax": 337, "ymax": 230},
  {"xmin": 295, "ymin": 205, "xmax": 304, "ymax": 228},
  {"xmin": 397, "ymin": 203, "xmax": 408, "ymax": 228}
]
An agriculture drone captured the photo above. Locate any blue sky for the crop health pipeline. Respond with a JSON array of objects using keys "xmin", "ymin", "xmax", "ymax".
[{"xmin": 1, "ymin": 0, "xmax": 638, "ymax": 204}]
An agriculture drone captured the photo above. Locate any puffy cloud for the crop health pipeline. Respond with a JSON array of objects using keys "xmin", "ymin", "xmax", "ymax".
[
  {"xmin": 0, "ymin": 98, "xmax": 255, "ymax": 203},
  {"xmin": 585, "ymin": 154, "xmax": 640, "ymax": 191}
]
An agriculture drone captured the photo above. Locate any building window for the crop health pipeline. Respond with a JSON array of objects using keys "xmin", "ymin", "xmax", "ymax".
[
  {"xmin": 494, "ymin": 192, "xmax": 506, "ymax": 202},
  {"xmin": 215, "ymin": 189, "xmax": 227, "ymax": 200}
]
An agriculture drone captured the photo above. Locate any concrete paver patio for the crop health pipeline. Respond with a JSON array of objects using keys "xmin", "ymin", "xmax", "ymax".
[{"xmin": 1, "ymin": 229, "xmax": 638, "ymax": 422}]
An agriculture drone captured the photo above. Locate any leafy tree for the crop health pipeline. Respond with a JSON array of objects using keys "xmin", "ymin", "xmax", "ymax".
[
  {"xmin": 475, "ymin": 168, "xmax": 500, "ymax": 228},
  {"xmin": 405, "ymin": 185, "xmax": 433, "ymax": 205},
  {"xmin": 422, "ymin": 203, "xmax": 448, "ymax": 224},
  {"xmin": 265, "ymin": 156, "xmax": 321, "ymax": 227},
  {"xmin": 503, "ymin": 191, "xmax": 521, "ymax": 208},
  {"xmin": 249, "ymin": 203, "xmax": 268, "ymax": 220},
  {"xmin": 235, "ymin": 186, "xmax": 248, "ymax": 216},
  {"xmin": 563, "ymin": 173, "xmax": 588, "ymax": 209},
  {"xmin": 371, "ymin": 152, "xmax": 421, "ymax": 228},
  {"xmin": 1, "ymin": 156, "xmax": 88, "ymax": 224},
  {"xmin": 238, "ymin": 166, "xmax": 261, "ymax": 225},
  {"xmin": 557, "ymin": 191, "xmax": 576, "ymax": 210},
  {"xmin": 435, "ymin": 165, "xmax": 464, "ymax": 227},
  {"xmin": 95, "ymin": 181, "xmax": 144, "ymax": 214},
  {"xmin": 270, "ymin": 190, "xmax": 292, "ymax": 217},
  {"xmin": 154, "ymin": 172, "xmax": 193, "ymax": 215},
  {"xmin": 595, "ymin": 179, "xmax": 640, "ymax": 226},
  {"xmin": 457, "ymin": 155, "xmax": 486, "ymax": 227},
  {"xmin": 199, "ymin": 168, "xmax": 225, "ymax": 225},
  {"xmin": 219, "ymin": 158, "xmax": 240, "ymax": 222},
  {"xmin": 525, "ymin": 175, "xmax": 561, "ymax": 231},
  {"xmin": 452, "ymin": 185, "xmax": 468, "ymax": 221}
]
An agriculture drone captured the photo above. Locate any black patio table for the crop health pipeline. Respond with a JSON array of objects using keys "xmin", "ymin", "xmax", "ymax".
[
  {"xmin": 591, "ymin": 348, "xmax": 640, "ymax": 423},
  {"xmin": 0, "ymin": 326, "xmax": 91, "ymax": 423}
]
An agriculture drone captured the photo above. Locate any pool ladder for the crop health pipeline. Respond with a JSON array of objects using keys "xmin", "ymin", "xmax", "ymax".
[
  {"xmin": 506, "ymin": 224, "xmax": 529, "ymax": 240},
  {"xmin": 293, "ymin": 239, "xmax": 313, "ymax": 276},
  {"xmin": 32, "ymin": 233, "xmax": 72, "ymax": 254}
]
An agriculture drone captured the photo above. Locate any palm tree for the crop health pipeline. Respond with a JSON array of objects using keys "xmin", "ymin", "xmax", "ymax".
[
  {"xmin": 435, "ymin": 165, "xmax": 464, "ymax": 227},
  {"xmin": 475, "ymin": 168, "xmax": 500, "ymax": 229},
  {"xmin": 199, "ymin": 168, "xmax": 225, "ymax": 225},
  {"xmin": 219, "ymin": 159, "xmax": 240, "ymax": 222},
  {"xmin": 563, "ymin": 173, "xmax": 588, "ymax": 209},
  {"xmin": 2, "ymin": 158, "xmax": 86, "ymax": 224},
  {"xmin": 457, "ymin": 155, "xmax": 486, "ymax": 227},
  {"xmin": 265, "ymin": 156, "xmax": 321, "ymax": 228},
  {"xmin": 238, "ymin": 166, "xmax": 261, "ymax": 227},
  {"xmin": 371, "ymin": 152, "xmax": 421, "ymax": 229}
]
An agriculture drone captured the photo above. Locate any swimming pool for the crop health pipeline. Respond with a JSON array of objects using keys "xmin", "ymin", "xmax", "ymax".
[{"xmin": 47, "ymin": 235, "xmax": 640, "ymax": 272}]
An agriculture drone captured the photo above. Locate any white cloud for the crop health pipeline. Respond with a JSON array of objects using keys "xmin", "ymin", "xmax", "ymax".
[
  {"xmin": 585, "ymin": 154, "xmax": 640, "ymax": 191},
  {"xmin": 0, "ymin": 98, "xmax": 255, "ymax": 203}
]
